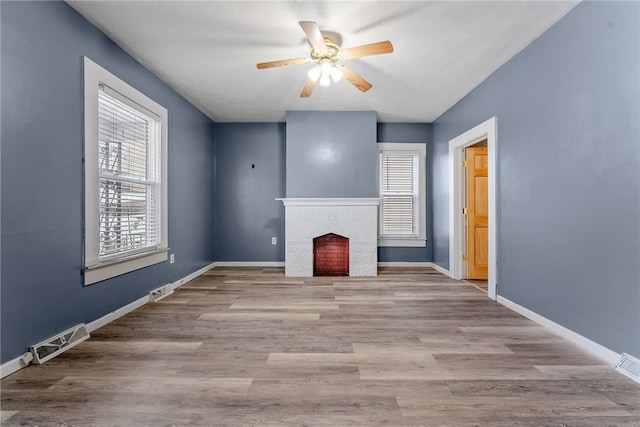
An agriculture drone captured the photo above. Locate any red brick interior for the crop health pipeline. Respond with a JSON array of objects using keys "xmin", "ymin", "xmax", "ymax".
[{"xmin": 313, "ymin": 233, "xmax": 349, "ymax": 276}]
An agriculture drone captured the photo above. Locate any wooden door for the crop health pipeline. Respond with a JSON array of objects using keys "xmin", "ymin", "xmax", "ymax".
[{"xmin": 465, "ymin": 145, "xmax": 488, "ymax": 280}]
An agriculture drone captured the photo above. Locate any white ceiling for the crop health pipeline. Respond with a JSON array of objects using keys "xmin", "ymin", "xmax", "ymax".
[{"xmin": 67, "ymin": 1, "xmax": 579, "ymax": 123}]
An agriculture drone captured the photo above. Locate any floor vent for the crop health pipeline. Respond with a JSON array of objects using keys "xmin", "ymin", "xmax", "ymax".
[
  {"xmin": 149, "ymin": 284, "xmax": 174, "ymax": 302},
  {"xmin": 30, "ymin": 324, "xmax": 90, "ymax": 364},
  {"xmin": 616, "ymin": 353, "xmax": 640, "ymax": 384}
]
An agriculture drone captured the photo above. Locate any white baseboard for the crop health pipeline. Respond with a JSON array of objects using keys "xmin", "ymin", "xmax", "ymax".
[
  {"xmin": 429, "ymin": 262, "xmax": 454, "ymax": 278},
  {"xmin": 213, "ymin": 261, "xmax": 285, "ymax": 268},
  {"xmin": 497, "ymin": 296, "xmax": 620, "ymax": 365},
  {"xmin": 215, "ymin": 261, "xmax": 443, "ymax": 269},
  {"xmin": 212, "ymin": 261, "xmax": 464, "ymax": 270},
  {"xmin": 86, "ymin": 296, "xmax": 148, "ymax": 333},
  {"xmin": 171, "ymin": 262, "xmax": 216, "ymax": 290},
  {"xmin": 377, "ymin": 262, "xmax": 433, "ymax": 267},
  {"xmin": 0, "ymin": 262, "xmax": 216, "ymax": 379},
  {"xmin": 376, "ymin": 262, "xmax": 454, "ymax": 279},
  {"xmin": 0, "ymin": 357, "xmax": 24, "ymax": 379}
]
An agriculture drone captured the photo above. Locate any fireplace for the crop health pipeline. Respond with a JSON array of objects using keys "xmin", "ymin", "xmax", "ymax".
[
  {"xmin": 277, "ymin": 198, "xmax": 380, "ymax": 277},
  {"xmin": 313, "ymin": 233, "xmax": 349, "ymax": 276}
]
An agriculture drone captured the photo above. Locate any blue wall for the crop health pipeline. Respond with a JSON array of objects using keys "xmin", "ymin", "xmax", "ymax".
[
  {"xmin": 1, "ymin": 1, "xmax": 216, "ymax": 363},
  {"xmin": 377, "ymin": 123, "xmax": 433, "ymax": 263},
  {"xmin": 215, "ymin": 123, "xmax": 286, "ymax": 262},
  {"xmin": 432, "ymin": 1, "xmax": 640, "ymax": 356},
  {"xmin": 213, "ymin": 121, "xmax": 435, "ymax": 263},
  {"xmin": 286, "ymin": 111, "xmax": 377, "ymax": 198}
]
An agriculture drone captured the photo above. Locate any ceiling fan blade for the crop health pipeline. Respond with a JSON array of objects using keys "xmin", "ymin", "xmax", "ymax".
[
  {"xmin": 299, "ymin": 21, "xmax": 327, "ymax": 51},
  {"xmin": 257, "ymin": 57, "xmax": 310, "ymax": 69},
  {"xmin": 336, "ymin": 65, "xmax": 372, "ymax": 92},
  {"xmin": 300, "ymin": 78, "xmax": 318, "ymax": 98},
  {"xmin": 341, "ymin": 41, "xmax": 394, "ymax": 59}
]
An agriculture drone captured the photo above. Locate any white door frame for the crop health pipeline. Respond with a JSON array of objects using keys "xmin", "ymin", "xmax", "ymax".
[{"xmin": 449, "ymin": 117, "xmax": 497, "ymax": 300}]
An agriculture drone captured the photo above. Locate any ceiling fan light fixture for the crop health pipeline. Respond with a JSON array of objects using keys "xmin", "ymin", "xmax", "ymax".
[
  {"xmin": 320, "ymin": 59, "xmax": 333, "ymax": 77},
  {"xmin": 331, "ymin": 66, "xmax": 343, "ymax": 83},
  {"xmin": 307, "ymin": 65, "xmax": 321, "ymax": 82},
  {"xmin": 319, "ymin": 74, "xmax": 331, "ymax": 87}
]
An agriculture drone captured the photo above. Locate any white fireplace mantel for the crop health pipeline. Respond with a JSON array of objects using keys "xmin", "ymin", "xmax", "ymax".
[
  {"xmin": 277, "ymin": 198, "xmax": 380, "ymax": 277},
  {"xmin": 277, "ymin": 198, "xmax": 381, "ymax": 206}
]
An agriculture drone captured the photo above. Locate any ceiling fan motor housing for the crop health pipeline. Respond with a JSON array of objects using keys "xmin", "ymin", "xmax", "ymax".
[{"xmin": 311, "ymin": 39, "xmax": 342, "ymax": 64}]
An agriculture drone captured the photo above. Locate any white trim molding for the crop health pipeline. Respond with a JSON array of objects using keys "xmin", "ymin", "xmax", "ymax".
[
  {"xmin": 170, "ymin": 262, "xmax": 217, "ymax": 289},
  {"xmin": 86, "ymin": 296, "xmax": 148, "ymax": 333},
  {"xmin": 429, "ymin": 263, "xmax": 454, "ymax": 278},
  {"xmin": 213, "ymin": 261, "xmax": 285, "ymax": 268},
  {"xmin": 0, "ymin": 262, "xmax": 215, "ymax": 379},
  {"xmin": 83, "ymin": 56, "xmax": 169, "ymax": 286},
  {"xmin": 0, "ymin": 357, "xmax": 23, "ymax": 379},
  {"xmin": 449, "ymin": 116, "xmax": 497, "ymax": 300},
  {"xmin": 377, "ymin": 143, "xmax": 427, "ymax": 247},
  {"xmin": 212, "ymin": 261, "xmax": 456, "ymax": 274},
  {"xmin": 497, "ymin": 296, "xmax": 620, "ymax": 365},
  {"xmin": 87, "ymin": 261, "xmax": 217, "ymax": 332},
  {"xmin": 377, "ymin": 262, "xmax": 433, "ymax": 268},
  {"xmin": 277, "ymin": 198, "xmax": 380, "ymax": 206},
  {"xmin": 376, "ymin": 261, "xmax": 468, "ymax": 281},
  {"xmin": 376, "ymin": 262, "xmax": 455, "ymax": 278}
]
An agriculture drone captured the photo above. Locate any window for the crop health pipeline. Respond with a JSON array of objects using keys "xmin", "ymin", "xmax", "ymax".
[
  {"xmin": 377, "ymin": 143, "xmax": 426, "ymax": 247},
  {"xmin": 83, "ymin": 57, "xmax": 168, "ymax": 285}
]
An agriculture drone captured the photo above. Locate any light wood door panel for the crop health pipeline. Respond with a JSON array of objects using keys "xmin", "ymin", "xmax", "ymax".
[
  {"xmin": 466, "ymin": 145, "xmax": 488, "ymax": 280},
  {"xmin": 475, "ymin": 228, "xmax": 489, "ymax": 266}
]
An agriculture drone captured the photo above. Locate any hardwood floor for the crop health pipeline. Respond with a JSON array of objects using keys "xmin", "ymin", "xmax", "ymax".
[
  {"xmin": 2, "ymin": 267, "xmax": 639, "ymax": 426},
  {"xmin": 464, "ymin": 279, "xmax": 488, "ymax": 292}
]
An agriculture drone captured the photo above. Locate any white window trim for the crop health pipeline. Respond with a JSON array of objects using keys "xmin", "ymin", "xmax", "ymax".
[
  {"xmin": 377, "ymin": 142, "xmax": 427, "ymax": 247},
  {"xmin": 83, "ymin": 57, "xmax": 168, "ymax": 285}
]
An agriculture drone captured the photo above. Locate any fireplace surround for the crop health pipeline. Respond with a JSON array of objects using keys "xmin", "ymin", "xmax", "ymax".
[{"xmin": 277, "ymin": 198, "xmax": 380, "ymax": 277}]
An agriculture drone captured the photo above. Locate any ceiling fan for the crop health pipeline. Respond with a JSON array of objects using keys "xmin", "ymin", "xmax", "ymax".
[{"xmin": 257, "ymin": 21, "xmax": 393, "ymax": 97}]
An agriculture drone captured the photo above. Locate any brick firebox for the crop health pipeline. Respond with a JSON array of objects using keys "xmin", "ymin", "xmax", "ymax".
[{"xmin": 313, "ymin": 233, "xmax": 349, "ymax": 276}]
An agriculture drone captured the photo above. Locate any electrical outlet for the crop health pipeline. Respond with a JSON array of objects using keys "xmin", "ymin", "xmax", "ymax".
[
  {"xmin": 272, "ymin": 237, "xmax": 277, "ymax": 245},
  {"xmin": 170, "ymin": 254, "xmax": 175, "ymax": 264}
]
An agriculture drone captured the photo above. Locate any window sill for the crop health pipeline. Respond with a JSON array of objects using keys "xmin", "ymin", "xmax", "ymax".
[
  {"xmin": 378, "ymin": 238, "xmax": 427, "ymax": 248},
  {"xmin": 84, "ymin": 249, "xmax": 168, "ymax": 285}
]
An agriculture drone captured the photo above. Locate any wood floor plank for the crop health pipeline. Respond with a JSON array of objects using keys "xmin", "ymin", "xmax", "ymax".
[
  {"xmin": 396, "ymin": 394, "xmax": 632, "ymax": 418},
  {"xmin": 47, "ymin": 376, "xmax": 253, "ymax": 396},
  {"xmin": 78, "ymin": 340, "xmax": 203, "ymax": 354},
  {"xmin": 0, "ymin": 411, "xmax": 18, "ymax": 423},
  {"xmin": 247, "ymin": 378, "xmax": 454, "ymax": 399},
  {"xmin": 1, "ymin": 266, "xmax": 638, "ymax": 426},
  {"xmin": 200, "ymin": 312, "xmax": 320, "ymax": 321},
  {"xmin": 415, "ymin": 341, "xmax": 515, "ymax": 354},
  {"xmin": 457, "ymin": 325, "xmax": 564, "ymax": 341},
  {"xmin": 229, "ymin": 302, "xmax": 340, "ymax": 310}
]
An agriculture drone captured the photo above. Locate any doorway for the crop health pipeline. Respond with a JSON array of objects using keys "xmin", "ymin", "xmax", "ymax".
[
  {"xmin": 448, "ymin": 117, "xmax": 497, "ymax": 300},
  {"xmin": 465, "ymin": 141, "xmax": 488, "ymax": 281}
]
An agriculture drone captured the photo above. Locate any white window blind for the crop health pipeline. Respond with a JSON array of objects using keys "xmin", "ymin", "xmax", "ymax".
[
  {"xmin": 97, "ymin": 87, "xmax": 161, "ymax": 260},
  {"xmin": 380, "ymin": 152, "xmax": 419, "ymax": 236}
]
